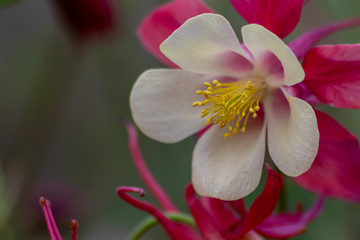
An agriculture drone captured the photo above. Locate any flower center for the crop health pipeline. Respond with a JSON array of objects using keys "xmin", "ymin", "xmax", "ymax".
[{"xmin": 193, "ymin": 78, "xmax": 267, "ymax": 139}]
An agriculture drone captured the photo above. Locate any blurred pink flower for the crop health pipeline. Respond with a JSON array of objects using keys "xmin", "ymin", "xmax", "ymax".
[
  {"xmin": 117, "ymin": 123, "xmax": 324, "ymax": 240},
  {"xmin": 53, "ymin": 0, "xmax": 116, "ymax": 39},
  {"xmin": 135, "ymin": 0, "xmax": 360, "ymax": 203}
]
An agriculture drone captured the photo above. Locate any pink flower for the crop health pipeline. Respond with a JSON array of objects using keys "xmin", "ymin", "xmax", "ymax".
[
  {"xmin": 117, "ymin": 123, "xmax": 324, "ymax": 240},
  {"xmin": 52, "ymin": 0, "xmax": 116, "ymax": 39},
  {"xmin": 39, "ymin": 197, "xmax": 78, "ymax": 240},
  {"xmin": 135, "ymin": 0, "xmax": 360, "ymax": 202}
]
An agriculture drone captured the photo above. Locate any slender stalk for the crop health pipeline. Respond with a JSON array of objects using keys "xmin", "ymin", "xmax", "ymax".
[
  {"xmin": 126, "ymin": 213, "xmax": 195, "ymax": 240},
  {"xmin": 278, "ymin": 173, "xmax": 288, "ymax": 212},
  {"xmin": 125, "ymin": 123, "xmax": 178, "ymax": 212}
]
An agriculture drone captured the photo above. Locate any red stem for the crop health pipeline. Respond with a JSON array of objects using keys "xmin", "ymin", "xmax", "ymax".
[{"xmin": 125, "ymin": 123, "xmax": 177, "ymax": 212}]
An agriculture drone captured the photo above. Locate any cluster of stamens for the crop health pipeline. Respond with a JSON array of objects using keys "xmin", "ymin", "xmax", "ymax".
[{"xmin": 193, "ymin": 79, "xmax": 266, "ymax": 139}]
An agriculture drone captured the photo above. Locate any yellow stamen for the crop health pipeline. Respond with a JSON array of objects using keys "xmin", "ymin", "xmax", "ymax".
[
  {"xmin": 192, "ymin": 101, "xmax": 201, "ymax": 107},
  {"xmin": 224, "ymin": 133, "xmax": 231, "ymax": 140},
  {"xmin": 193, "ymin": 78, "xmax": 266, "ymax": 139}
]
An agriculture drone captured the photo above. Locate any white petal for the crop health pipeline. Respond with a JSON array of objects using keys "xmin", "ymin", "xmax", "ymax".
[
  {"xmin": 242, "ymin": 24, "xmax": 304, "ymax": 86},
  {"xmin": 192, "ymin": 118, "xmax": 266, "ymax": 200},
  {"xmin": 160, "ymin": 13, "xmax": 253, "ymax": 78},
  {"xmin": 264, "ymin": 89, "xmax": 319, "ymax": 177},
  {"xmin": 130, "ymin": 69, "xmax": 211, "ymax": 143}
]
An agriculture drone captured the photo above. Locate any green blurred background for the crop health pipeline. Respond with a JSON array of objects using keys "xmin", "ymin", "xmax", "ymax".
[{"xmin": 0, "ymin": 0, "xmax": 360, "ymax": 239}]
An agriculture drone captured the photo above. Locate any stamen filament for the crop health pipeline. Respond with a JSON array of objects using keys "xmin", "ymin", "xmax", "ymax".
[{"xmin": 193, "ymin": 78, "xmax": 266, "ymax": 139}]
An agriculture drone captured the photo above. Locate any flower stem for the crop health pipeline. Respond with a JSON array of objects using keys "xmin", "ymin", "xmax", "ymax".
[
  {"xmin": 278, "ymin": 173, "xmax": 288, "ymax": 212},
  {"xmin": 126, "ymin": 213, "xmax": 195, "ymax": 240}
]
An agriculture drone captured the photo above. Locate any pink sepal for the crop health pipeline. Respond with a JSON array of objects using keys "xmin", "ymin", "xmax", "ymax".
[
  {"xmin": 302, "ymin": 44, "xmax": 360, "ymax": 108},
  {"xmin": 229, "ymin": 199, "xmax": 247, "ymax": 217},
  {"xmin": 185, "ymin": 184, "xmax": 225, "ymax": 240},
  {"xmin": 117, "ymin": 187, "xmax": 200, "ymax": 240},
  {"xmin": 294, "ymin": 110, "xmax": 360, "ymax": 203},
  {"xmin": 255, "ymin": 197, "xmax": 324, "ymax": 239},
  {"xmin": 137, "ymin": 0, "xmax": 214, "ymax": 67},
  {"xmin": 226, "ymin": 166, "xmax": 283, "ymax": 238},
  {"xmin": 200, "ymin": 197, "xmax": 239, "ymax": 232},
  {"xmin": 289, "ymin": 17, "xmax": 360, "ymax": 60},
  {"xmin": 230, "ymin": 0, "xmax": 303, "ymax": 39}
]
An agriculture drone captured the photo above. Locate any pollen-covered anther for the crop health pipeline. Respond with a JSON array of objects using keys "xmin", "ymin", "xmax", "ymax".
[
  {"xmin": 224, "ymin": 132, "xmax": 231, "ymax": 140},
  {"xmin": 192, "ymin": 101, "xmax": 202, "ymax": 107},
  {"xmin": 193, "ymin": 78, "xmax": 266, "ymax": 139},
  {"xmin": 204, "ymin": 82, "xmax": 212, "ymax": 87}
]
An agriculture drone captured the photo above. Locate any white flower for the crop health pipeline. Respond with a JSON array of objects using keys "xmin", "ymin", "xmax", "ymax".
[{"xmin": 130, "ymin": 13, "xmax": 319, "ymax": 200}]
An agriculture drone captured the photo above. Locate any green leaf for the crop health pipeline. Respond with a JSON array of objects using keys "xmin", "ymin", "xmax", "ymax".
[
  {"xmin": 0, "ymin": 0, "xmax": 21, "ymax": 9},
  {"xmin": 126, "ymin": 212, "xmax": 196, "ymax": 240}
]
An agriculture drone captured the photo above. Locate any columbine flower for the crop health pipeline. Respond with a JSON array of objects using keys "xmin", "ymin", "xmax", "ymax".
[
  {"xmin": 118, "ymin": 123, "xmax": 324, "ymax": 240},
  {"xmin": 134, "ymin": 0, "xmax": 360, "ymax": 202},
  {"xmin": 39, "ymin": 197, "xmax": 78, "ymax": 240},
  {"xmin": 130, "ymin": 13, "xmax": 319, "ymax": 200}
]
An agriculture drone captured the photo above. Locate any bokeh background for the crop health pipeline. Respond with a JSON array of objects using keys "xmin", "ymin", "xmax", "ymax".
[{"xmin": 0, "ymin": 0, "xmax": 360, "ymax": 239}]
